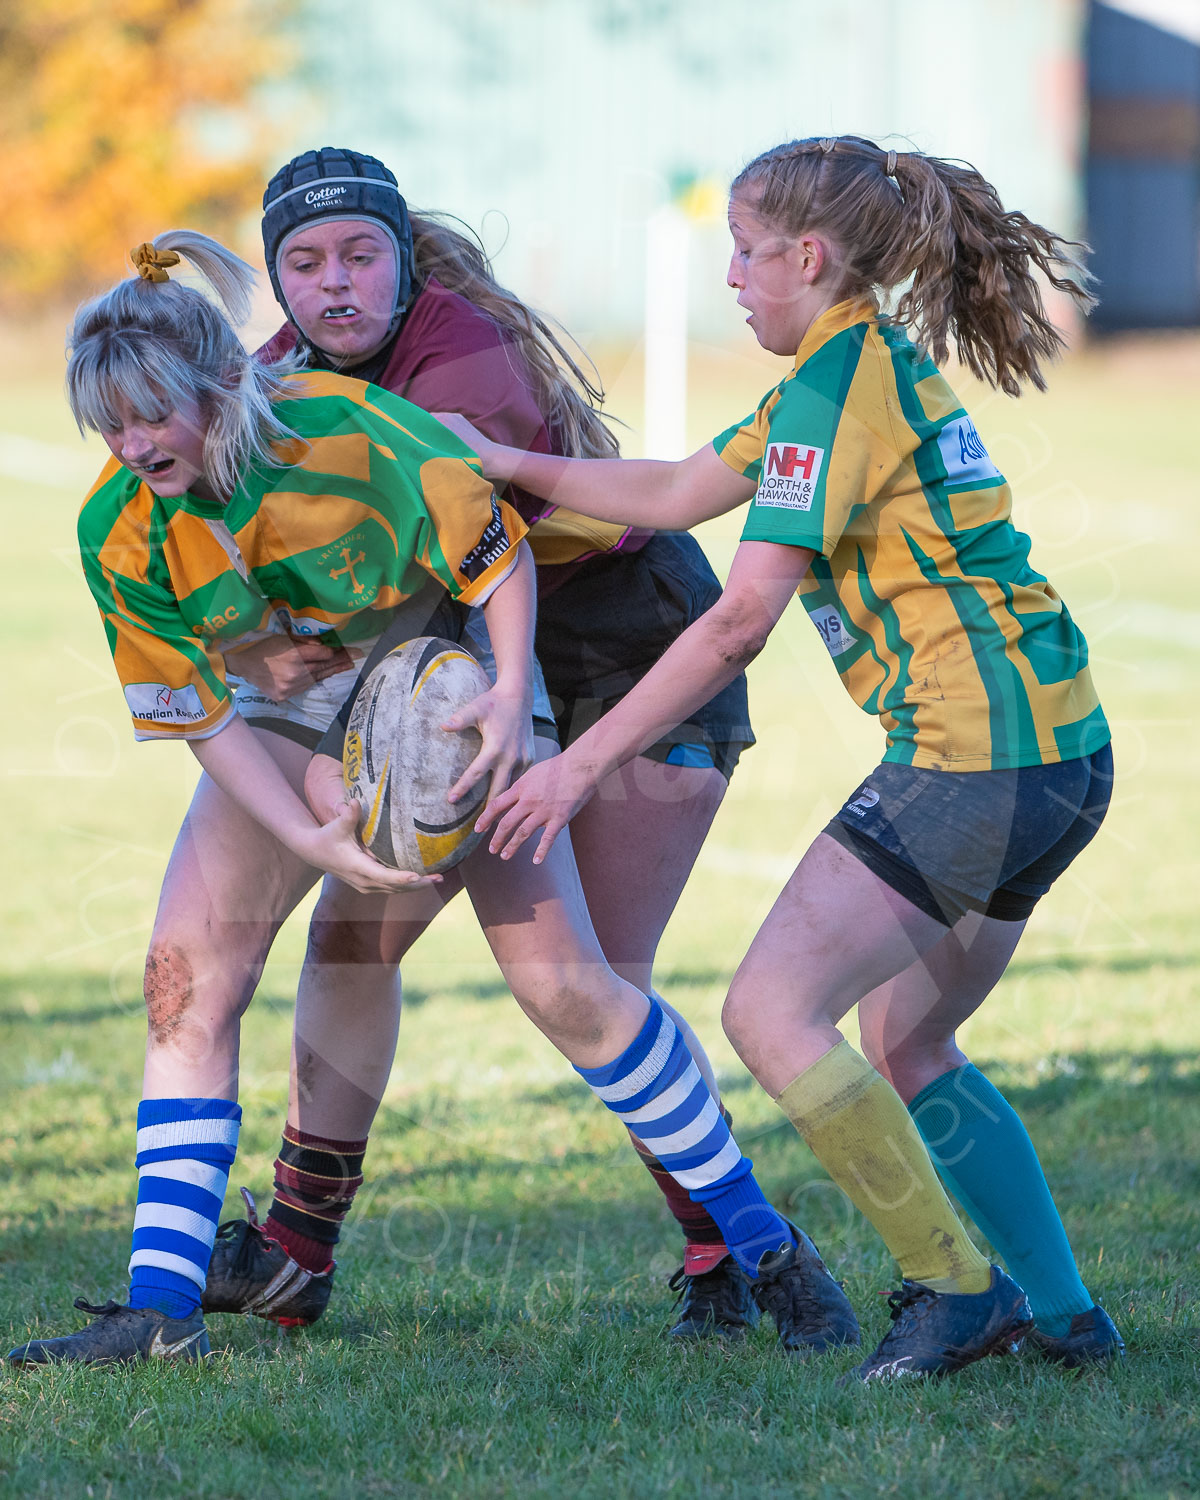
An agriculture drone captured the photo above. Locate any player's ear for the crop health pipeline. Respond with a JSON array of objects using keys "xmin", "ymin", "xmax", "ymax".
[{"xmin": 797, "ymin": 234, "xmax": 831, "ymax": 284}]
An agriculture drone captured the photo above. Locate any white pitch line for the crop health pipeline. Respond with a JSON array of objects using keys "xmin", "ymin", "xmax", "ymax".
[{"xmin": 0, "ymin": 433, "xmax": 98, "ymax": 489}]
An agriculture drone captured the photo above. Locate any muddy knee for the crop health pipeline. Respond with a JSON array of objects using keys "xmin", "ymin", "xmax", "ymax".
[
  {"xmin": 306, "ymin": 886, "xmax": 432, "ymax": 970},
  {"xmin": 143, "ymin": 936, "xmax": 258, "ymax": 1049},
  {"xmin": 858, "ymin": 1014, "xmax": 888, "ymax": 1074},
  {"xmin": 143, "ymin": 944, "xmax": 199, "ymax": 1046},
  {"xmin": 305, "ymin": 914, "xmax": 389, "ymax": 969},
  {"xmin": 510, "ymin": 974, "xmax": 614, "ymax": 1052}
]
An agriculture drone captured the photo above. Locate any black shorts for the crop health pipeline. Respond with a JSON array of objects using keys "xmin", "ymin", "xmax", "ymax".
[
  {"xmin": 823, "ymin": 744, "xmax": 1114, "ymax": 927},
  {"xmin": 534, "ymin": 532, "xmax": 755, "ymax": 782}
]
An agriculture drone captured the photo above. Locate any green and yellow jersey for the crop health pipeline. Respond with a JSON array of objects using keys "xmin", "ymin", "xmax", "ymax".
[
  {"xmin": 78, "ymin": 371, "xmax": 526, "ymax": 741},
  {"xmin": 714, "ymin": 299, "xmax": 1109, "ymax": 772}
]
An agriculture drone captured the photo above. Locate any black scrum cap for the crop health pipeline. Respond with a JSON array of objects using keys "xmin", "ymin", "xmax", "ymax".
[{"xmin": 262, "ymin": 147, "xmax": 414, "ymax": 319}]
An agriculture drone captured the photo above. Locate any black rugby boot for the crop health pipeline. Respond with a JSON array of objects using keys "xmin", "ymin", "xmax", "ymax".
[
  {"xmin": 202, "ymin": 1189, "xmax": 334, "ymax": 1327},
  {"xmin": 1027, "ymin": 1304, "xmax": 1125, "ymax": 1368},
  {"xmin": 8, "ymin": 1298, "xmax": 209, "ymax": 1367},
  {"xmin": 848, "ymin": 1265, "xmax": 1032, "ymax": 1383},
  {"xmin": 751, "ymin": 1225, "xmax": 861, "ymax": 1354},
  {"xmin": 667, "ymin": 1255, "xmax": 760, "ymax": 1340}
]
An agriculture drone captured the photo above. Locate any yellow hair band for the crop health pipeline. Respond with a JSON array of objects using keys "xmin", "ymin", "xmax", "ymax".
[{"xmin": 130, "ymin": 243, "xmax": 181, "ymax": 283}]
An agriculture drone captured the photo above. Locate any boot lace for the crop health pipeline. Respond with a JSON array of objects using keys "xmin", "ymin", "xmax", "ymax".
[
  {"xmin": 668, "ymin": 1262, "xmax": 746, "ymax": 1326},
  {"xmin": 878, "ymin": 1282, "xmax": 937, "ymax": 1342}
]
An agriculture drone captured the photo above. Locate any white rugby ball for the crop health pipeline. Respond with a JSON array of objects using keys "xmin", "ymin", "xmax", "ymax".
[{"xmin": 342, "ymin": 636, "xmax": 492, "ymax": 874}]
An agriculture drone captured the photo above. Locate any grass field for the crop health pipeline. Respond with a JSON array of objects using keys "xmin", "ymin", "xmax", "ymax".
[{"xmin": 1, "ymin": 334, "xmax": 1198, "ymax": 1498}]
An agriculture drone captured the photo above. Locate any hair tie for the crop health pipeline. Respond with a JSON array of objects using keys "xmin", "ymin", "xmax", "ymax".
[
  {"xmin": 130, "ymin": 243, "xmax": 181, "ymax": 283},
  {"xmin": 885, "ymin": 150, "xmax": 898, "ymax": 177},
  {"xmin": 819, "ymin": 137, "xmax": 837, "ymax": 155}
]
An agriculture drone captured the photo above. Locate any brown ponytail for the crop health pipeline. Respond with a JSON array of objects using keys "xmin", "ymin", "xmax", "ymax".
[
  {"xmin": 409, "ymin": 212, "xmax": 619, "ymax": 456},
  {"xmin": 732, "ymin": 137, "xmax": 1095, "ymax": 395}
]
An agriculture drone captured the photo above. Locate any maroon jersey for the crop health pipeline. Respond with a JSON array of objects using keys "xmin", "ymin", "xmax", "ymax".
[{"xmin": 260, "ymin": 276, "xmax": 651, "ymax": 593}]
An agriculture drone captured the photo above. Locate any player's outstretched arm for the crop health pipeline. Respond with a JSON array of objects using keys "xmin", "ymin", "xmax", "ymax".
[
  {"xmin": 434, "ymin": 411, "xmax": 757, "ymax": 531},
  {"xmin": 478, "ymin": 539, "xmax": 815, "ymax": 863},
  {"xmin": 191, "ymin": 713, "xmax": 442, "ymax": 893}
]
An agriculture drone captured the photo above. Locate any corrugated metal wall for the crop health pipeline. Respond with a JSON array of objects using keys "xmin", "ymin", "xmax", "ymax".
[
  {"xmin": 292, "ymin": 0, "xmax": 1085, "ymax": 342},
  {"xmin": 1086, "ymin": 2, "xmax": 1200, "ymax": 329}
]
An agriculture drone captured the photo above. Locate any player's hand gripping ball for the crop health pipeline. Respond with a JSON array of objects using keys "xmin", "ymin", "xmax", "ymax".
[{"xmin": 342, "ymin": 637, "xmax": 492, "ymax": 874}]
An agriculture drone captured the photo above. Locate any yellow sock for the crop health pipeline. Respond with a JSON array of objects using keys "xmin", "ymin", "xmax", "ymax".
[{"xmin": 777, "ymin": 1041, "xmax": 991, "ymax": 1294}]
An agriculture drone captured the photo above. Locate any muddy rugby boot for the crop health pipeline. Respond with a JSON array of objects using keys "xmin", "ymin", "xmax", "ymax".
[
  {"xmin": 1027, "ymin": 1304, "xmax": 1125, "ymax": 1368},
  {"xmin": 847, "ymin": 1266, "xmax": 1032, "ymax": 1383},
  {"xmin": 751, "ymin": 1225, "xmax": 861, "ymax": 1354},
  {"xmin": 202, "ymin": 1189, "xmax": 334, "ymax": 1327},
  {"xmin": 667, "ymin": 1253, "xmax": 760, "ymax": 1340},
  {"xmin": 8, "ymin": 1298, "xmax": 209, "ymax": 1367}
]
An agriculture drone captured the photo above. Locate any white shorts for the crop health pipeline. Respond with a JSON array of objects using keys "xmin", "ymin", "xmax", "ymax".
[{"xmin": 234, "ymin": 613, "xmax": 556, "ymax": 751}]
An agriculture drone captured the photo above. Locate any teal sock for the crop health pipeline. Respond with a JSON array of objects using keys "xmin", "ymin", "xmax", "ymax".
[{"xmin": 909, "ymin": 1064, "xmax": 1093, "ymax": 1336}]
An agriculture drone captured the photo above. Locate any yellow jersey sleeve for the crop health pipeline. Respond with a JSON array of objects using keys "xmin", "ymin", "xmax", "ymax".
[{"xmin": 732, "ymin": 325, "xmax": 894, "ymax": 556}]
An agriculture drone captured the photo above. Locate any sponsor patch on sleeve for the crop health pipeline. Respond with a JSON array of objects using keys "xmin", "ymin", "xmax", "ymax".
[
  {"xmin": 754, "ymin": 442, "xmax": 825, "ymax": 512},
  {"xmin": 807, "ymin": 602, "xmax": 858, "ymax": 658},
  {"xmin": 937, "ymin": 417, "xmax": 1001, "ymax": 488},
  {"xmin": 124, "ymin": 682, "xmax": 209, "ymax": 724},
  {"xmin": 459, "ymin": 497, "xmax": 512, "ymax": 582}
]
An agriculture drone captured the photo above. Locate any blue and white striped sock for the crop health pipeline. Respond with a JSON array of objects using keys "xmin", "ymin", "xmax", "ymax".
[
  {"xmin": 128, "ymin": 1098, "xmax": 241, "ymax": 1318},
  {"xmin": 576, "ymin": 1000, "xmax": 792, "ymax": 1278}
]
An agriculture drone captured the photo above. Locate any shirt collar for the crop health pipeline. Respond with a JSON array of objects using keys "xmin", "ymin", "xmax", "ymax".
[{"xmin": 792, "ymin": 296, "xmax": 878, "ymax": 369}]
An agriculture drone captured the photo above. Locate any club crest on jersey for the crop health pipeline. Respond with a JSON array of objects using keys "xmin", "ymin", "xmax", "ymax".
[
  {"xmin": 755, "ymin": 442, "xmax": 824, "ymax": 511},
  {"xmin": 937, "ymin": 417, "xmax": 1001, "ymax": 488},
  {"xmin": 318, "ymin": 529, "xmax": 377, "ymax": 608}
]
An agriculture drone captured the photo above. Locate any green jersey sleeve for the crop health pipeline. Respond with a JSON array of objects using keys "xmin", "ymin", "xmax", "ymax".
[
  {"xmin": 737, "ymin": 325, "xmax": 874, "ymax": 556},
  {"xmin": 78, "ymin": 482, "xmax": 234, "ymax": 741}
]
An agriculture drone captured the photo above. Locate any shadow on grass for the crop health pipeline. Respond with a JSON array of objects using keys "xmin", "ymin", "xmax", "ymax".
[
  {"xmin": 5, "ymin": 943, "xmax": 1196, "ymax": 1031},
  {"xmin": 653, "ymin": 950, "xmax": 1199, "ymax": 990},
  {"xmin": 373, "ymin": 1049, "xmax": 1199, "ymax": 1172},
  {"xmin": 716, "ymin": 1048, "xmax": 1200, "ymax": 1146},
  {"xmin": 4, "ymin": 1046, "xmax": 1197, "ymax": 1361},
  {"xmin": 0, "ymin": 969, "xmax": 522, "ymax": 1026}
]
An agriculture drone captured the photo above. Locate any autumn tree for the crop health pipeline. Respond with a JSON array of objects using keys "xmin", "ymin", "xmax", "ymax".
[{"xmin": 0, "ymin": 0, "xmax": 295, "ymax": 309}]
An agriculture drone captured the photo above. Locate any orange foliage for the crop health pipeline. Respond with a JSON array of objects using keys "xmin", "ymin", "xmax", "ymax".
[{"xmin": 0, "ymin": 0, "xmax": 295, "ymax": 308}]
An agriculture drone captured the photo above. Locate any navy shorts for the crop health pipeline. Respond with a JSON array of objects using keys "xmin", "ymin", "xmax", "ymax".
[
  {"xmin": 823, "ymin": 744, "xmax": 1114, "ymax": 927},
  {"xmin": 534, "ymin": 531, "xmax": 756, "ymax": 782}
]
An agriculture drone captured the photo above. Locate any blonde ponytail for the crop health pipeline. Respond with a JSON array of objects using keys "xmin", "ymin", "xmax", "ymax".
[{"xmin": 67, "ymin": 230, "xmax": 303, "ymax": 498}]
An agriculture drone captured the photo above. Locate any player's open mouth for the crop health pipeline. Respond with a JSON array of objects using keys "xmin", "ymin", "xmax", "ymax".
[
  {"xmin": 140, "ymin": 458, "xmax": 175, "ymax": 475},
  {"xmin": 322, "ymin": 306, "xmax": 359, "ymax": 321}
]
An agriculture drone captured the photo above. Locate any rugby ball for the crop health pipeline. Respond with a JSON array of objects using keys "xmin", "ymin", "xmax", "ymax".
[{"xmin": 342, "ymin": 636, "xmax": 492, "ymax": 874}]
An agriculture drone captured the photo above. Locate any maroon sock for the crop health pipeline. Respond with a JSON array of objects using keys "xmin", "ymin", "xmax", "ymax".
[
  {"xmin": 261, "ymin": 1126, "xmax": 367, "ymax": 1274},
  {"xmin": 627, "ymin": 1103, "xmax": 732, "ymax": 1271}
]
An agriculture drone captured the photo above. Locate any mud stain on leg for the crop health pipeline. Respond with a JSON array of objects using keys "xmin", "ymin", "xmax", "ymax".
[
  {"xmin": 295, "ymin": 1046, "xmax": 319, "ymax": 1105},
  {"xmin": 144, "ymin": 945, "xmax": 195, "ymax": 1046}
]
